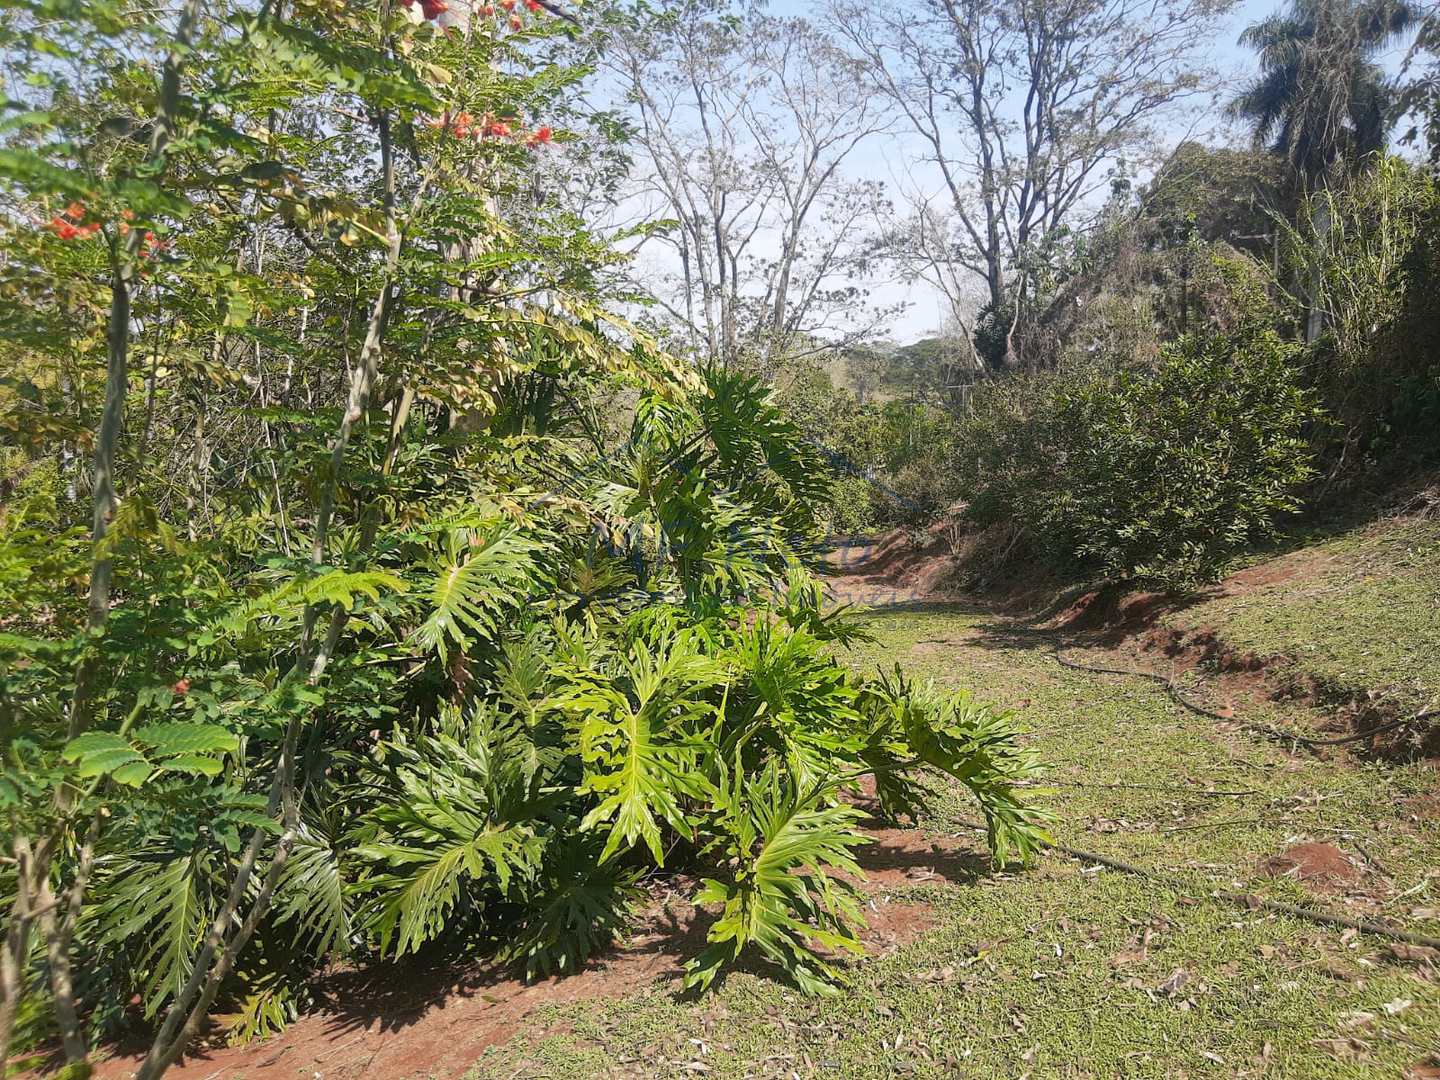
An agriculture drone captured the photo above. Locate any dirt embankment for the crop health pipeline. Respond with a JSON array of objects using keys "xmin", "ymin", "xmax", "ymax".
[{"xmin": 826, "ymin": 523, "xmax": 1439, "ymax": 759}]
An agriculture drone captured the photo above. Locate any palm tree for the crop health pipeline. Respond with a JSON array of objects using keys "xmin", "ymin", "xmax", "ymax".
[{"xmin": 1231, "ymin": 0, "xmax": 1416, "ymax": 191}]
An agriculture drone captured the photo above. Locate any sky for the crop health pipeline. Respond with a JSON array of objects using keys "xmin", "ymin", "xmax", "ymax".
[
  {"xmin": 610, "ymin": 0, "xmax": 1419, "ymax": 348},
  {"xmin": 786, "ymin": 0, "xmax": 1281, "ymax": 343}
]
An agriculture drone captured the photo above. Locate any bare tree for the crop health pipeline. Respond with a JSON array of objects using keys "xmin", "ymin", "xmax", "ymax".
[
  {"xmin": 608, "ymin": 0, "xmax": 893, "ymax": 371},
  {"xmin": 834, "ymin": 0, "xmax": 1233, "ymax": 368}
]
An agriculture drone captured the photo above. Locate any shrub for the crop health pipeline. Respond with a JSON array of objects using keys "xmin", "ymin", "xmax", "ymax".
[
  {"xmin": 1050, "ymin": 325, "xmax": 1317, "ymax": 587},
  {"xmin": 960, "ymin": 315, "xmax": 1319, "ymax": 589},
  {"xmin": 826, "ymin": 474, "xmax": 879, "ymax": 535}
]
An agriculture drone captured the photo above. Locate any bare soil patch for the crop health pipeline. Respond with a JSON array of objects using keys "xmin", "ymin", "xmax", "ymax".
[
  {"xmin": 824, "ymin": 527, "xmax": 962, "ymax": 605},
  {"xmin": 1259, "ymin": 842, "xmax": 1362, "ymax": 890},
  {"xmin": 86, "ymin": 827, "xmax": 962, "ymax": 1080}
]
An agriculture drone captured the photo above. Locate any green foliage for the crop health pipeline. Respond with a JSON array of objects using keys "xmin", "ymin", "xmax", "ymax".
[
  {"xmin": 0, "ymin": 0, "xmax": 1050, "ymax": 1061},
  {"xmin": 959, "ymin": 288, "xmax": 1319, "ymax": 588},
  {"xmin": 1279, "ymin": 157, "xmax": 1440, "ymax": 485},
  {"xmin": 684, "ymin": 764, "xmax": 869, "ymax": 997}
]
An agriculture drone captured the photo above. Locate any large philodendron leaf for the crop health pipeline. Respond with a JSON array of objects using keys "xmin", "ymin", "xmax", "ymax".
[
  {"xmin": 96, "ymin": 850, "xmax": 212, "ymax": 1017},
  {"xmin": 561, "ymin": 633, "xmax": 726, "ymax": 864},
  {"xmin": 864, "ymin": 668, "xmax": 1054, "ymax": 866},
  {"xmin": 354, "ymin": 707, "xmax": 552, "ymax": 957},
  {"xmin": 413, "ymin": 523, "xmax": 540, "ymax": 661},
  {"xmin": 273, "ymin": 821, "xmax": 352, "ymax": 958},
  {"xmin": 503, "ymin": 835, "xmax": 644, "ymax": 981},
  {"xmin": 684, "ymin": 764, "xmax": 870, "ymax": 997}
]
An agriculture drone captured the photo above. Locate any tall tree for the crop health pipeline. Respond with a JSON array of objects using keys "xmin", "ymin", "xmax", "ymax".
[
  {"xmin": 1231, "ymin": 0, "xmax": 1416, "ymax": 191},
  {"xmin": 833, "ymin": 0, "xmax": 1233, "ymax": 370},
  {"xmin": 1232, "ymin": 0, "xmax": 1414, "ymax": 341},
  {"xmin": 609, "ymin": 0, "xmax": 892, "ymax": 371}
]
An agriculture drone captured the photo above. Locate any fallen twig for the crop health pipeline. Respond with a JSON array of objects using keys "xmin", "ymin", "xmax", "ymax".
[
  {"xmin": 1021, "ymin": 779, "xmax": 1259, "ymax": 798},
  {"xmin": 1160, "ymin": 816, "xmax": 1265, "ymax": 834}
]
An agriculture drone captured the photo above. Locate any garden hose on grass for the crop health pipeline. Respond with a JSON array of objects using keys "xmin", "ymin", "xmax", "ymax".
[
  {"xmin": 1050, "ymin": 647, "xmax": 1440, "ymax": 750},
  {"xmin": 939, "ymin": 648, "xmax": 1440, "ymax": 954}
]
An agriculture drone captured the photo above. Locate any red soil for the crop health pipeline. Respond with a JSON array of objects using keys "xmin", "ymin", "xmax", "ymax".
[
  {"xmin": 825, "ymin": 526, "xmax": 961, "ymax": 606},
  {"xmin": 83, "ymin": 826, "xmax": 976, "ymax": 1080},
  {"xmin": 1258, "ymin": 842, "xmax": 1362, "ymax": 889}
]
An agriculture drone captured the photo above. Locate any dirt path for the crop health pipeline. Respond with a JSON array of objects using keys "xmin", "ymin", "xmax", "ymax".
[{"xmin": 86, "ymin": 828, "xmax": 961, "ymax": 1080}]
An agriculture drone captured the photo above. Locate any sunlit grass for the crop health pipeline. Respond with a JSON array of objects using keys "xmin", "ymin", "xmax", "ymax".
[{"xmin": 469, "ymin": 602, "xmax": 1440, "ymax": 1079}]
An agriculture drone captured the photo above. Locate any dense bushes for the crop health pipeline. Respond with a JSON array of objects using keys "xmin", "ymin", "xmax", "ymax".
[
  {"xmin": 774, "ymin": 361, "xmax": 963, "ymax": 534},
  {"xmin": 960, "ymin": 300, "xmax": 1319, "ymax": 588},
  {"xmin": 1282, "ymin": 158, "xmax": 1440, "ymax": 488},
  {"xmin": 0, "ymin": 0, "xmax": 1051, "ymax": 1070}
]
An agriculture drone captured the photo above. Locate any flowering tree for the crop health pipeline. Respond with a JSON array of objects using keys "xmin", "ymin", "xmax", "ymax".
[{"xmin": 0, "ymin": 0, "xmax": 1047, "ymax": 1074}]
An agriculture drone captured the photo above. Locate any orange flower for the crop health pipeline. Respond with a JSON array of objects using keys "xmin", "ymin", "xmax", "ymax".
[
  {"xmin": 526, "ymin": 125, "xmax": 553, "ymax": 146},
  {"xmin": 63, "ymin": 201, "xmax": 86, "ymax": 221},
  {"xmin": 172, "ymin": 678, "xmax": 191, "ymax": 694},
  {"xmin": 48, "ymin": 216, "xmax": 80, "ymax": 240}
]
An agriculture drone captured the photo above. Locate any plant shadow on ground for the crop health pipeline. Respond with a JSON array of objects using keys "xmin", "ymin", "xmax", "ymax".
[{"xmin": 465, "ymin": 591, "xmax": 1440, "ymax": 1080}]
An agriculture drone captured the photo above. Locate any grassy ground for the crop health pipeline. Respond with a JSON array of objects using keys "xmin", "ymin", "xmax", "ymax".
[
  {"xmin": 469, "ymin": 603, "xmax": 1440, "ymax": 1080},
  {"xmin": 1177, "ymin": 517, "xmax": 1440, "ymax": 714}
]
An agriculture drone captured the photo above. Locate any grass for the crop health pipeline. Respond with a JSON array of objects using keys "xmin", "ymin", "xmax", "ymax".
[
  {"xmin": 468, "ymin": 602, "xmax": 1440, "ymax": 1079},
  {"xmin": 1176, "ymin": 517, "xmax": 1440, "ymax": 714}
]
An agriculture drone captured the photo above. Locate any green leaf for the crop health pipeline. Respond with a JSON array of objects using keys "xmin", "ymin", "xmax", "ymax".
[
  {"xmin": 111, "ymin": 761, "xmax": 156, "ymax": 786},
  {"xmin": 413, "ymin": 525, "xmax": 538, "ymax": 661},
  {"xmin": 139, "ymin": 723, "xmax": 239, "ymax": 757},
  {"xmin": 63, "ymin": 732, "xmax": 150, "ymax": 779},
  {"xmin": 160, "ymin": 753, "xmax": 224, "ymax": 777}
]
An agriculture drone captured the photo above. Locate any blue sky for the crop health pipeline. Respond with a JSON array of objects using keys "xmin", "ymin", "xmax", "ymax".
[{"xmin": 615, "ymin": 0, "xmax": 1418, "ymax": 345}]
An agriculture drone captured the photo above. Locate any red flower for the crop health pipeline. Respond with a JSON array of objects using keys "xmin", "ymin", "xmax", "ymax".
[
  {"xmin": 508, "ymin": 12, "xmax": 522, "ymax": 28},
  {"xmin": 500, "ymin": 0, "xmax": 515, "ymax": 9},
  {"xmin": 480, "ymin": 3, "xmax": 494, "ymax": 12},
  {"xmin": 526, "ymin": 125, "xmax": 553, "ymax": 146},
  {"xmin": 484, "ymin": 118, "xmax": 512, "ymax": 138},
  {"xmin": 172, "ymin": 678, "xmax": 191, "ymax": 695},
  {"xmin": 419, "ymin": 0, "xmax": 447, "ymax": 18},
  {"xmin": 63, "ymin": 201, "xmax": 86, "ymax": 221},
  {"xmin": 524, "ymin": 0, "xmax": 543, "ymax": 12},
  {"xmin": 79, "ymin": 222, "xmax": 102, "ymax": 237},
  {"xmin": 48, "ymin": 216, "xmax": 80, "ymax": 240}
]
